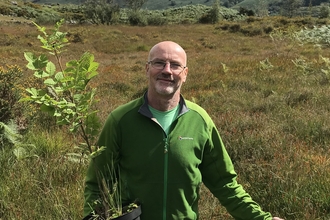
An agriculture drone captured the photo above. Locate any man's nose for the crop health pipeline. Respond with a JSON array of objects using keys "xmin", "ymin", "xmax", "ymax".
[{"xmin": 162, "ymin": 62, "xmax": 172, "ymax": 73}]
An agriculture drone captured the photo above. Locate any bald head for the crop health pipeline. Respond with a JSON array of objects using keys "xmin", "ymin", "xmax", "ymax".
[
  {"xmin": 145, "ymin": 41, "xmax": 188, "ymax": 110},
  {"xmin": 148, "ymin": 41, "xmax": 187, "ymax": 66}
]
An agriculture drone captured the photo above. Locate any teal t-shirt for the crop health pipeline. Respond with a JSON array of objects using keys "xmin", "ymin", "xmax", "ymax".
[{"xmin": 149, "ymin": 105, "xmax": 180, "ymax": 135}]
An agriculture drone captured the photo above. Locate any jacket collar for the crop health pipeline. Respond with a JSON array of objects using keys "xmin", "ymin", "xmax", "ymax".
[{"xmin": 138, "ymin": 91, "xmax": 189, "ymax": 118}]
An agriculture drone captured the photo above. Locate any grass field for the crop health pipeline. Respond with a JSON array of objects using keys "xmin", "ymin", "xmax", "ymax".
[{"xmin": 0, "ymin": 16, "xmax": 330, "ymax": 219}]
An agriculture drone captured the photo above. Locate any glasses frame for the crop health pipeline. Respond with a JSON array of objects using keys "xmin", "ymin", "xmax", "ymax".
[{"xmin": 147, "ymin": 60, "xmax": 186, "ymax": 74}]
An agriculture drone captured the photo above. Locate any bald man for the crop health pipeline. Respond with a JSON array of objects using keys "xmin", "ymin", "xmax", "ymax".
[{"xmin": 83, "ymin": 41, "xmax": 284, "ymax": 220}]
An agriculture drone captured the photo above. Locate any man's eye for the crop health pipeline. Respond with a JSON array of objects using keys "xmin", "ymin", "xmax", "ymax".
[
  {"xmin": 154, "ymin": 61, "xmax": 165, "ymax": 66},
  {"xmin": 170, "ymin": 63, "xmax": 181, "ymax": 69}
]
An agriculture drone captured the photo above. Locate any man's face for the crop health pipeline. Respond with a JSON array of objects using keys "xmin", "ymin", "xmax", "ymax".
[{"xmin": 146, "ymin": 42, "xmax": 188, "ymax": 97}]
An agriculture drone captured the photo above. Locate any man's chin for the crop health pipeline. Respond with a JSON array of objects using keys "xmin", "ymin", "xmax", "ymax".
[{"xmin": 155, "ymin": 88, "xmax": 175, "ymax": 96}]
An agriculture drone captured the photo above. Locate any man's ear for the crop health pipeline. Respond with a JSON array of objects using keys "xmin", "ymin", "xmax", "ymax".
[
  {"xmin": 182, "ymin": 67, "xmax": 188, "ymax": 82},
  {"xmin": 145, "ymin": 63, "xmax": 150, "ymax": 77}
]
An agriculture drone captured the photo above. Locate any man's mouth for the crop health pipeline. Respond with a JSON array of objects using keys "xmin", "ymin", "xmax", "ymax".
[{"xmin": 157, "ymin": 78, "xmax": 174, "ymax": 83}]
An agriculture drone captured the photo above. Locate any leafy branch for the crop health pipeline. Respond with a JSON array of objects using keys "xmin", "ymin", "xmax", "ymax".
[
  {"xmin": 21, "ymin": 19, "xmax": 137, "ymax": 220},
  {"xmin": 21, "ymin": 19, "xmax": 101, "ymax": 156}
]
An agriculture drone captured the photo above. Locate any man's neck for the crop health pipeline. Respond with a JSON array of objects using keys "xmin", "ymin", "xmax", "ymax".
[{"xmin": 147, "ymin": 91, "xmax": 180, "ymax": 112}]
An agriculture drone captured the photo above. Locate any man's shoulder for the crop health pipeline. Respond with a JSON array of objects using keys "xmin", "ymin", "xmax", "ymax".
[
  {"xmin": 111, "ymin": 97, "xmax": 144, "ymax": 118},
  {"xmin": 185, "ymin": 99, "xmax": 206, "ymax": 113},
  {"xmin": 184, "ymin": 99, "xmax": 212, "ymax": 121}
]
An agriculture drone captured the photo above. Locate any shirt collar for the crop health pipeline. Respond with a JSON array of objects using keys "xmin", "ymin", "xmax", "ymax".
[{"xmin": 138, "ymin": 91, "xmax": 189, "ymax": 118}]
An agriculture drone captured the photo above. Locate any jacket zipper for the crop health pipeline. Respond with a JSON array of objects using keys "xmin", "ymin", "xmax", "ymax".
[
  {"xmin": 151, "ymin": 117, "xmax": 178, "ymax": 220},
  {"xmin": 163, "ymin": 136, "xmax": 169, "ymax": 220}
]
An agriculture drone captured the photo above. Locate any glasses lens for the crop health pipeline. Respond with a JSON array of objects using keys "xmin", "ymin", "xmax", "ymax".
[
  {"xmin": 152, "ymin": 61, "xmax": 165, "ymax": 69},
  {"xmin": 170, "ymin": 63, "xmax": 182, "ymax": 71},
  {"xmin": 149, "ymin": 61, "xmax": 184, "ymax": 73}
]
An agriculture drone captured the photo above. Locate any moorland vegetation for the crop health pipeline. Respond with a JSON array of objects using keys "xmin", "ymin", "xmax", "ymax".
[
  {"xmin": 1, "ymin": 0, "xmax": 330, "ymax": 219},
  {"xmin": 2, "ymin": 0, "xmax": 330, "ymax": 25}
]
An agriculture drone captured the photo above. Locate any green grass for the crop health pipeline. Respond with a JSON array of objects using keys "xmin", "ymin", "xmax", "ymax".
[{"xmin": 1, "ymin": 16, "xmax": 330, "ymax": 219}]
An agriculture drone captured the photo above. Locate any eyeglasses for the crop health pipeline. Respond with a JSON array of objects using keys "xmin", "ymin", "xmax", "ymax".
[{"xmin": 148, "ymin": 60, "xmax": 186, "ymax": 73}]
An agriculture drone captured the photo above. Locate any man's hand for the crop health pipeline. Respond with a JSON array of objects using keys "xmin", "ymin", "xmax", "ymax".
[{"xmin": 272, "ymin": 217, "xmax": 284, "ymax": 220}]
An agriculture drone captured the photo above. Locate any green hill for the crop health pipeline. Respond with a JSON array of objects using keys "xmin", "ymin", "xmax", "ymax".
[
  {"xmin": 2, "ymin": 0, "xmax": 329, "ymax": 22},
  {"xmin": 26, "ymin": 0, "xmax": 330, "ymax": 10}
]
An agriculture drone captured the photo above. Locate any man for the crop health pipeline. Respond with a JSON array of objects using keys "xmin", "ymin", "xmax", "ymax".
[{"xmin": 83, "ymin": 41, "xmax": 284, "ymax": 220}]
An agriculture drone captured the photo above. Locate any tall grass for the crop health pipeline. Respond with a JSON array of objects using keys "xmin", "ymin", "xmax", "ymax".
[{"xmin": 1, "ymin": 17, "xmax": 330, "ymax": 219}]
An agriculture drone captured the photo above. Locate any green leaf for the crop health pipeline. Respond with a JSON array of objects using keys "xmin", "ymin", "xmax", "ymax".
[
  {"xmin": 66, "ymin": 152, "xmax": 84, "ymax": 163},
  {"xmin": 24, "ymin": 52, "xmax": 35, "ymax": 63},
  {"xmin": 55, "ymin": 72, "xmax": 64, "ymax": 81},
  {"xmin": 26, "ymin": 88, "xmax": 39, "ymax": 96},
  {"xmin": 38, "ymin": 36, "xmax": 48, "ymax": 46},
  {"xmin": 44, "ymin": 78, "xmax": 56, "ymax": 85},
  {"xmin": 73, "ymin": 93, "xmax": 82, "ymax": 101},
  {"xmin": 66, "ymin": 102, "xmax": 76, "ymax": 107},
  {"xmin": 19, "ymin": 97, "xmax": 32, "ymax": 102},
  {"xmin": 66, "ymin": 60, "xmax": 78, "ymax": 67},
  {"xmin": 34, "ymin": 70, "xmax": 49, "ymax": 78},
  {"xmin": 88, "ymin": 61, "xmax": 99, "ymax": 73},
  {"xmin": 40, "ymin": 104, "xmax": 55, "ymax": 115},
  {"xmin": 26, "ymin": 62, "xmax": 36, "ymax": 71},
  {"xmin": 25, "ymin": 52, "xmax": 37, "ymax": 70},
  {"xmin": 33, "ymin": 21, "xmax": 46, "ymax": 35},
  {"xmin": 321, "ymin": 69, "xmax": 329, "ymax": 75},
  {"xmin": 33, "ymin": 54, "xmax": 48, "ymax": 69},
  {"xmin": 85, "ymin": 111, "xmax": 101, "ymax": 137},
  {"xmin": 13, "ymin": 147, "xmax": 28, "ymax": 160},
  {"xmin": 46, "ymin": 61, "xmax": 56, "ymax": 76},
  {"xmin": 54, "ymin": 111, "xmax": 61, "ymax": 117},
  {"xmin": 90, "ymin": 146, "xmax": 106, "ymax": 159},
  {"xmin": 57, "ymin": 118, "xmax": 70, "ymax": 125},
  {"xmin": 54, "ymin": 86, "xmax": 64, "ymax": 94},
  {"xmin": 87, "ymin": 70, "xmax": 99, "ymax": 80}
]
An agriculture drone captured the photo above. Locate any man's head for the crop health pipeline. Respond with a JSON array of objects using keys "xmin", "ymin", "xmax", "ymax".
[{"xmin": 146, "ymin": 41, "xmax": 188, "ymax": 98}]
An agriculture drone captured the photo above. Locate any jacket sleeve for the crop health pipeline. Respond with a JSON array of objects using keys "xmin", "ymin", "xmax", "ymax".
[
  {"xmin": 199, "ymin": 125, "xmax": 273, "ymax": 220},
  {"xmin": 83, "ymin": 113, "xmax": 120, "ymax": 218}
]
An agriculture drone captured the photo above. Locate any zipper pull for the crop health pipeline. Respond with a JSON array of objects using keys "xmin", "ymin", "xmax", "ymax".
[{"xmin": 163, "ymin": 138, "xmax": 168, "ymax": 154}]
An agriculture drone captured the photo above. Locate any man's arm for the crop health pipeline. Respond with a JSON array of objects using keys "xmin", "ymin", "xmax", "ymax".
[{"xmin": 200, "ymin": 126, "xmax": 273, "ymax": 219}]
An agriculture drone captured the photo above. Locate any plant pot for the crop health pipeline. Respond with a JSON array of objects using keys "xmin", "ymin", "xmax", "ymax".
[
  {"xmin": 114, "ymin": 204, "xmax": 141, "ymax": 220},
  {"xmin": 83, "ymin": 204, "xmax": 142, "ymax": 220}
]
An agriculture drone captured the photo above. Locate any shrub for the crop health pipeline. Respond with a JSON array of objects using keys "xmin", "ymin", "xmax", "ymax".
[
  {"xmin": 127, "ymin": 10, "xmax": 147, "ymax": 26},
  {"xmin": 228, "ymin": 23, "xmax": 241, "ymax": 32},
  {"xmin": 83, "ymin": 0, "xmax": 120, "ymax": 25},
  {"xmin": 35, "ymin": 12, "xmax": 62, "ymax": 25},
  {"xmin": 263, "ymin": 25, "xmax": 274, "ymax": 34},
  {"xmin": 239, "ymin": 7, "xmax": 255, "ymax": 16},
  {"xmin": 63, "ymin": 12, "xmax": 86, "ymax": 24},
  {"xmin": 319, "ymin": 5, "xmax": 330, "ymax": 19},
  {"xmin": 198, "ymin": 0, "xmax": 221, "ymax": 24},
  {"xmin": 0, "ymin": 5, "xmax": 13, "ymax": 15},
  {"xmin": 240, "ymin": 25, "xmax": 263, "ymax": 36},
  {"xmin": 215, "ymin": 22, "xmax": 230, "ymax": 30},
  {"xmin": 295, "ymin": 25, "xmax": 330, "ymax": 47},
  {"xmin": 0, "ymin": 65, "xmax": 23, "ymax": 123},
  {"xmin": 0, "ymin": 120, "xmax": 37, "ymax": 161},
  {"xmin": 0, "ymin": 121, "xmax": 20, "ymax": 149},
  {"xmin": 146, "ymin": 13, "xmax": 167, "ymax": 26}
]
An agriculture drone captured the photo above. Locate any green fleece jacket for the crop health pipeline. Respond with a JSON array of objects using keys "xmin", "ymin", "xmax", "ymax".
[{"xmin": 83, "ymin": 94, "xmax": 273, "ymax": 220}]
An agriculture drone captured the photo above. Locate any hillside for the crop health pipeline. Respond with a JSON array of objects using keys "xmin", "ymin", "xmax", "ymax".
[
  {"xmin": 0, "ymin": 0, "xmax": 244, "ymax": 25},
  {"xmin": 1, "ymin": 0, "xmax": 329, "ymax": 25},
  {"xmin": 26, "ymin": 0, "xmax": 330, "ymax": 10}
]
